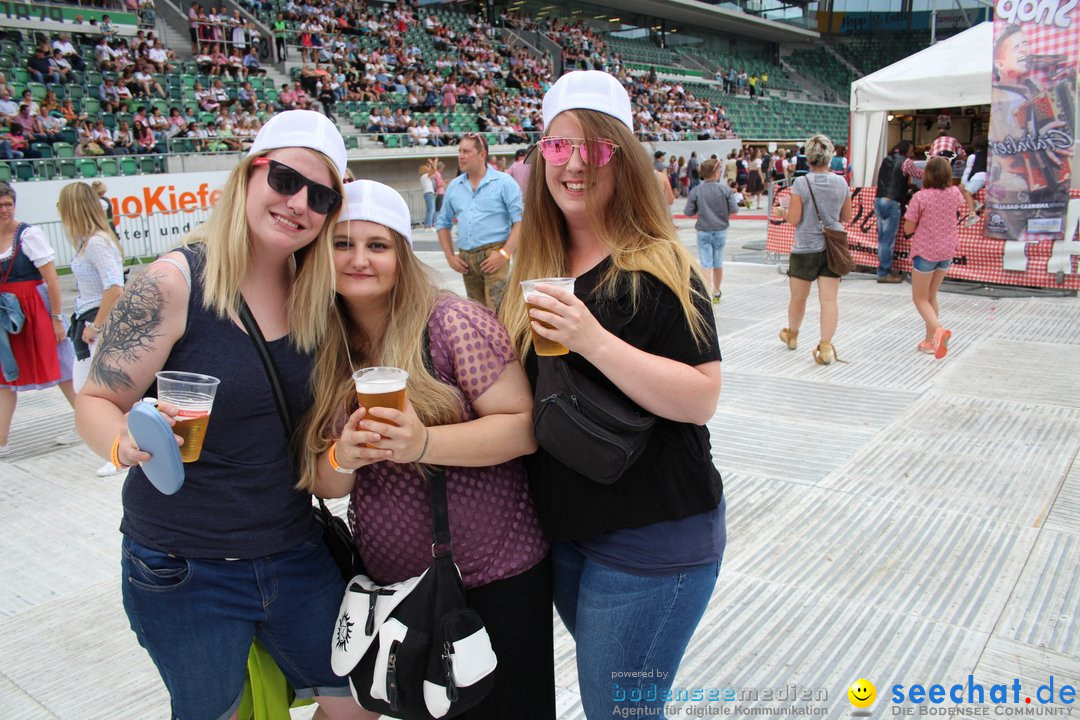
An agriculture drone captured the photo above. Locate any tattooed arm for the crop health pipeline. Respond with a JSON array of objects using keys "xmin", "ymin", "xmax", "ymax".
[{"xmin": 75, "ymin": 253, "xmax": 191, "ymax": 464}]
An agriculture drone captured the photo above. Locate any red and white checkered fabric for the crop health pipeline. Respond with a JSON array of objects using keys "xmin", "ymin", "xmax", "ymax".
[{"xmin": 765, "ymin": 187, "xmax": 1080, "ymax": 289}]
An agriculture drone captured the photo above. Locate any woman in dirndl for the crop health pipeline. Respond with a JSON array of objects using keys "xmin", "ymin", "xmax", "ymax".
[{"xmin": 0, "ymin": 181, "xmax": 77, "ymax": 456}]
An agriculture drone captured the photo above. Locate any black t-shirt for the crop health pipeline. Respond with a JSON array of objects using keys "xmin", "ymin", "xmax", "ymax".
[{"xmin": 524, "ymin": 257, "xmax": 724, "ymax": 541}]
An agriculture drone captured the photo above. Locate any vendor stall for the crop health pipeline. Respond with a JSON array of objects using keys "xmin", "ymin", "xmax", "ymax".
[{"xmin": 767, "ymin": 22, "xmax": 1080, "ymax": 289}]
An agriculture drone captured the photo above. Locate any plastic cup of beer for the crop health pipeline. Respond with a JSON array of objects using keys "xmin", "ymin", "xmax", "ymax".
[
  {"xmin": 353, "ymin": 367, "xmax": 408, "ymax": 420},
  {"xmin": 520, "ymin": 277, "xmax": 575, "ymax": 356},
  {"xmin": 154, "ymin": 371, "xmax": 220, "ymax": 463},
  {"xmin": 778, "ymin": 194, "xmax": 790, "ymax": 209}
]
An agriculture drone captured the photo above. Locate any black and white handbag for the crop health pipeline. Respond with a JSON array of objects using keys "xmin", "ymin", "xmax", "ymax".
[{"xmin": 330, "ymin": 467, "xmax": 497, "ymax": 719}]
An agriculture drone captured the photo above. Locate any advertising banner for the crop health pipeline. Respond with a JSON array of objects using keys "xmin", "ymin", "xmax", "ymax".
[
  {"xmin": 13, "ymin": 172, "xmax": 229, "ymax": 266},
  {"xmin": 765, "ymin": 186, "xmax": 1080, "ymax": 289},
  {"xmin": 986, "ymin": 4, "xmax": 1079, "ymax": 241}
]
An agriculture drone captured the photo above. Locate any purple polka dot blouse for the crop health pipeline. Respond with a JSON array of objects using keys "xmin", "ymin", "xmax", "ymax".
[{"xmin": 347, "ymin": 295, "xmax": 548, "ymax": 589}]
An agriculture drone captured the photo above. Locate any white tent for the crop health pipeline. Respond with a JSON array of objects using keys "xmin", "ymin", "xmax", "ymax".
[{"xmin": 848, "ymin": 21, "xmax": 993, "ymax": 186}]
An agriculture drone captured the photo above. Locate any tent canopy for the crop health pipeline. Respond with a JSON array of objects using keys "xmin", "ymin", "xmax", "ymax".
[{"xmin": 848, "ymin": 22, "xmax": 992, "ymax": 185}]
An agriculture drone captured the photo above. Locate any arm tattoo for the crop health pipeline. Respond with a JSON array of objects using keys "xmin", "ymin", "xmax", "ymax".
[{"xmin": 89, "ymin": 267, "xmax": 170, "ymax": 392}]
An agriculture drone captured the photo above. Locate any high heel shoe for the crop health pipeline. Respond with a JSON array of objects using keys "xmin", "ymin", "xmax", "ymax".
[
  {"xmin": 813, "ymin": 341, "xmax": 846, "ymax": 365},
  {"xmin": 779, "ymin": 327, "xmax": 798, "ymax": 350}
]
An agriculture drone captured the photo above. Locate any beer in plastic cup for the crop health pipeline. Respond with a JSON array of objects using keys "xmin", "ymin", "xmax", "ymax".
[
  {"xmin": 154, "ymin": 371, "xmax": 220, "ymax": 463},
  {"xmin": 778, "ymin": 195, "xmax": 790, "ymax": 209},
  {"xmin": 520, "ymin": 277, "xmax": 575, "ymax": 356},
  {"xmin": 353, "ymin": 367, "xmax": 408, "ymax": 419}
]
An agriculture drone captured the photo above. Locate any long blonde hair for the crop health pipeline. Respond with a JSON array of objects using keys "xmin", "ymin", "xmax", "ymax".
[
  {"xmin": 500, "ymin": 109, "xmax": 711, "ymax": 358},
  {"xmin": 184, "ymin": 150, "xmax": 342, "ymax": 352},
  {"xmin": 57, "ymin": 181, "xmax": 121, "ymax": 253},
  {"xmin": 297, "ymin": 227, "xmax": 463, "ymax": 491}
]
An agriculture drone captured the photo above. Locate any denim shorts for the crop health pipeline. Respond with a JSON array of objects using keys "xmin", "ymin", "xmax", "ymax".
[
  {"xmin": 121, "ymin": 526, "xmax": 351, "ymax": 720},
  {"xmin": 912, "ymin": 255, "xmax": 953, "ymax": 273},
  {"xmin": 696, "ymin": 229, "xmax": 728, "ymax": 268}
]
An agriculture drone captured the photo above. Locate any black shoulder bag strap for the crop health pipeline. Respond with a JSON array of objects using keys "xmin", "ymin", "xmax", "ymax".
[{"xmin": 238, "ymin": 299, "xmax": 452, "ymax": 556}]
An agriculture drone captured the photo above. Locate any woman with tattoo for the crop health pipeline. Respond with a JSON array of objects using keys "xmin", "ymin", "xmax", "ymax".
[
  {"xmin": 74, "ymin": 111, "xmax": 375, "ymax": 720},
  {"xmin": 0, "ymin": 181, "xmax": 79, "ymax": 456}
]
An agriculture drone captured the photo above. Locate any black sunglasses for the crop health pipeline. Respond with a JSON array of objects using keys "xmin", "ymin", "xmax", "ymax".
[{"xmin": 252, "ymin": 157, "xmax": 341, "ymax": 215}]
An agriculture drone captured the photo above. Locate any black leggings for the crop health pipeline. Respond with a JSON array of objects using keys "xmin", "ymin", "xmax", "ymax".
[{"xmin": 463, "ymin": 555, "xmax": 555, "ymax": 720}]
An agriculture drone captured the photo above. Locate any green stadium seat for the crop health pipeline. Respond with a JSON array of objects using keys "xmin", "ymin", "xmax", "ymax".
[
  {"xmin": 120, "ymin": 157, "xmax": 139, "ymax": 175},
  {"xmin": 58, "ymin": 159, "xmax": 79, "ymax": 179},
  {"xmin": 35, "ymin": 159, "xmax": 56, "ymax": 180},
  {"xmin": 76, "ymin": 158, "xmax": 98, "ymax": 177},
  {"xmin": 0, "ymin": 163, "xmax": 10, "ymax": 182},
  {"xmin": 12, "ymin": 160, "xmax": 34, "ymax": 181},
  {"xmin": 27, "ymin": 82, "xmax": 46, "ymax": 101},
  {"xmin": 31, "ymin": 142, "xmax": 53, "ymax": 159},
  {"xmin": 97, "ymin": 157, "xmax": 119, "ymax": 176},
  {"xmin": 52, "ymin": 142, "xmax": 75, "ymax": 158}
]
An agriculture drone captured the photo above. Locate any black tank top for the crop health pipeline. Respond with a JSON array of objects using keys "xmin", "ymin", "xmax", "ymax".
[{"xmin": 121, "ymin": 245, "xmax": 316, "ymax": 558}]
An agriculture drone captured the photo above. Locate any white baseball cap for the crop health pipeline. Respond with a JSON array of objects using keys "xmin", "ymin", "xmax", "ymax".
[
  {"xmin": 338, "ymin": 179, "xmax": 412, "ymax": 245},
  {"xmin": 542, "ymin": 70, "xmax": 633, "ymax": 133},
  {"xmin": 247, "ymin": 110, "xmax": 347, "ymax": 179}
]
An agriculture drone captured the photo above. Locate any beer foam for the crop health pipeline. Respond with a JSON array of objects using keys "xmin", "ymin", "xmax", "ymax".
[{"xmin": 354, "ymin": 376, "xmax": 407, "ymax": 394}]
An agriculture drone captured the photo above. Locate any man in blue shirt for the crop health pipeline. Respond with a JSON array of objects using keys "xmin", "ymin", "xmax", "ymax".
[{"xmin": 436, "ymin": 133, "xmax": 523, "ymax": 310}]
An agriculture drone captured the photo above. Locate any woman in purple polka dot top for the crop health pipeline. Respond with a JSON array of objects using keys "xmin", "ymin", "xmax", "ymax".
[{"xmin": 299, "ymin": 179, "xmax": 556, "ymax": 719}]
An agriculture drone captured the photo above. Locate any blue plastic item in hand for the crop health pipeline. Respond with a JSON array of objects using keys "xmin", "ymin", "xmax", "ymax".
[{"xmin": 128, "ymin": 401, "xmax": 185, "ymax": 495}]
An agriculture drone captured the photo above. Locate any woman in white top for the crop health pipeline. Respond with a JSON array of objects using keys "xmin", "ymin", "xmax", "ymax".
[{"xmin": 59, "ymin": 181, "xmax": 126, "ymax": 475}]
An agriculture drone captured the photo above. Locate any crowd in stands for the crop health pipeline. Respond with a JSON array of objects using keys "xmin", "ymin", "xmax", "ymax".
[
  {"xmin": 0, "ymin": 0, "xmax": 862, "ymax": 168},
  {"xmin": 512, "ymin": 15, "xmax": 737, "ymax": 140}
]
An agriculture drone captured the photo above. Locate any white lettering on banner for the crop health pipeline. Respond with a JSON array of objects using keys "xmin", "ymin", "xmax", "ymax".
[{"xmin": 994, "ymin": 0, "xmax": 1077, "ymax": 28}]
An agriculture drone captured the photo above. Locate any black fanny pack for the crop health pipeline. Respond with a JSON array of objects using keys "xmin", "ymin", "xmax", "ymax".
[{"xmin": 533, "ymin": 356, "xmax": 655, "ymax": 485}]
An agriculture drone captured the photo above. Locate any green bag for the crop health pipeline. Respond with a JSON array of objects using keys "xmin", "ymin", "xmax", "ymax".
[{"xmin": 237, "ymin": 638, "xmax": 316, "ymax": 720}]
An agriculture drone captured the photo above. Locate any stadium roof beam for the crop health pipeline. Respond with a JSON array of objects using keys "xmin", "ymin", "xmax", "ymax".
[{"xmin": 612, "ymin": 0, "xmax": 820, "ymax": 43}]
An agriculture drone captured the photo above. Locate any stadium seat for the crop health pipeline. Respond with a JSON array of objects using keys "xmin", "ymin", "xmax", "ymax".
[
  {"xmin": 76, "ymin": 158, "xmax": 98, "ymax": 177},
  {"xmin": 58, "ymin": 159, "xmax": 79, "ymax": 179},
  {"xmin": 0, "ymin": 163, "xmax": 11, "ymax": 182},
  {"xmin": 52, "ymin": 142, "xmax": 75, "ymax": 159},
  {"xmin": 139, "ymin": 156, "xmax": 159, "ymax": 174},
  {"xmin": 12, "ymin": 161, "xmax": 34, "ymax": 181},
  {"xmin": 26, "ymin": 82, "xmax": 46, "ymax": 101},
  {"xmin": 30, "ymin": 143, "xmax": 53, "ymax": 159},
  {"xmin": 35, "ymin": 159, "xmax": 56, "ymax": 180},
  {"xmin": 98, "ymin": 157, "xmax": 119, "ymax": 177},
  {"xmin": 120, "ymin": 157, "xmax": 139, "ymax": 176}
]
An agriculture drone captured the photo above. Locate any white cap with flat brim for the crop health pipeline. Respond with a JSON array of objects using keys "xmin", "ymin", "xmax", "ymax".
[
  {"xmin": 542, "ymin": 70, "xmax": 633, "ymax": 133},
  {"xmin": 247, "ymin": 110, "xmax": 347, "ymax": 179},
  {"xmin": 339, "ymin": 179, "xmax": 412, "ymax": 245}
]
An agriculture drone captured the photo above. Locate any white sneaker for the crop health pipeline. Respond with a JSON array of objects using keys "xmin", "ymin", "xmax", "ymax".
[
  {"xmin": 0, "ymin": 444, "xmax": 9, "ymax": 457},
  {"xmin": 96, "ymin": 461, "xmax": 124, "ymax": 477},
  {"xmin": 55, "ymin": 430, "xmax": 82, "ymax": 445}
]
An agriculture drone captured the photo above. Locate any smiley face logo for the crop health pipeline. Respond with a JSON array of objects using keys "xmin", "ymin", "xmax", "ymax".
[{"xmin": 848, "ymin": 679, "xmax": 876, "ymax": 708}]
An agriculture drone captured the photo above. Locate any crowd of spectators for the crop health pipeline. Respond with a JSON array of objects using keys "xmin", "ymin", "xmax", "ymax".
[
  {"xmin": 3, "ymin": 0, "xmax": 744, "ymax": 166},
  {"xmin": 506, "ymin": 14, "xmax": 736, "ymax": 140}
]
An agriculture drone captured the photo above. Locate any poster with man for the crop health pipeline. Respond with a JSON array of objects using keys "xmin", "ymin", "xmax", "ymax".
[{"xmin": 986, "ymin": 1, "xmax": 1078, "ymax": 241}]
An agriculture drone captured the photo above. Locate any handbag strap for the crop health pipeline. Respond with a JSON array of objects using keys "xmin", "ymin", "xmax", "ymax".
[{"xmin": 803, "ymin": 177, "xmax": 828, "ymax": 230}]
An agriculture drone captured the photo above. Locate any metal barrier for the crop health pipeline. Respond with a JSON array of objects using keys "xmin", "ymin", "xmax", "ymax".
[{"xmin": 38, "ymin": 206, "xmax": 214, "ymax": 269}]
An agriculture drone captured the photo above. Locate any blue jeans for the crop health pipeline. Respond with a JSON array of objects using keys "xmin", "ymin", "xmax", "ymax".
[
  {"xmin": 423, "ymin": 192, "xmax": 435, "ymax": 227},
  {"xmin": 553, "ymin": 542, "xmax": 721, "ymax": 719},
  {"xmin": 874, "ymin": 197, "xmax": 902, "ymax": 277},
  {"xmin": 696, "ymin": 229, "xmax": 728, "ymax": 268},
  {"xmin": 121, "ymin": 527, "xmax": 351, "ymax": 720}
]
